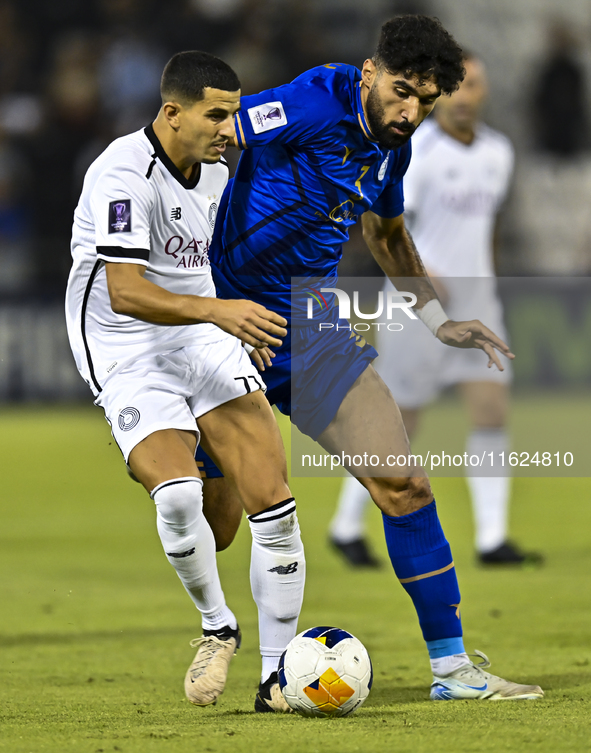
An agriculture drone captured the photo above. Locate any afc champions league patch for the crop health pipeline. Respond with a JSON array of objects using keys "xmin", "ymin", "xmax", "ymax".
[
  {"xmin": 208, "ymin": 202, "xmax": 218, "ymax": 229},
  {"xmin": 108, "ymin": 199, "xmax": 132, "ymax": 233},
  {"xmin": 118, "ymin": 407, "xmax": 140, "ymax": 431},
  {"xmin": 247, "ymin": 101, "xmax": 287, "ymax": 134}
]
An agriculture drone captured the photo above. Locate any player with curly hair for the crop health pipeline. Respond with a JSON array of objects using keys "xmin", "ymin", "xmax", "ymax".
[{"xmin": 196, "ymin": 15, "xmax": 543, "ymax": 708}]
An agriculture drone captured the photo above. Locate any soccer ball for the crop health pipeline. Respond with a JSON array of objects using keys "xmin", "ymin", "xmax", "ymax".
[{"xmin": 278, "ymin": 626, "xmax": 373, "ymax": 717}]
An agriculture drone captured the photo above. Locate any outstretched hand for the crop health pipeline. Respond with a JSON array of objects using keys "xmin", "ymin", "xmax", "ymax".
[
  {"xmin": 436, "ymin": 319, "xmax": 515, "ymax": 371},
  {"xmin": 212, "ymin": 299, "xmax": 287, "ymax": 349}
]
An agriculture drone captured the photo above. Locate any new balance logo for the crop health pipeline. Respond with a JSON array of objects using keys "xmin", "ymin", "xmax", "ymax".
[
  {"xmin": 166, "ymin": 547, "xmax": 195, "ymax": 558},
  {"xmin": 170, "ymin": 207, "xmax": 182, "ymax": 220},
  {"xmin": 268, "ymin": 562, "xmax": 298, "ymax": 574}
]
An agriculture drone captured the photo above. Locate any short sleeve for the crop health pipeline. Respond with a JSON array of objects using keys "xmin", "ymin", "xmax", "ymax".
[
  {"xmin": 497, "ymin": 138, "xmax": 515, "ymax": 205},
  {"xmin": 234, "ymin": 80, "xmax": 327, "ymax": 150},
  {"xmin": 369, "ymin": 181, "xmax": 405, "ymax": 219},
  {"xmin": 401, "ymin": 144, "xmax": 423, "ymax": 217},
  {"xmin": 92, "ymin": 163, "xmax": 153, "ymax": 265}
]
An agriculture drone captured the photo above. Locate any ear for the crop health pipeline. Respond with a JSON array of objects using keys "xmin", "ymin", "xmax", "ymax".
[
  {"xmin": 162, "ymin": 101, "xmax": 182, "ymax": 130},
  {"xmin": 361, "ymin": 58, "xmax": 378, "ymax": 89}
]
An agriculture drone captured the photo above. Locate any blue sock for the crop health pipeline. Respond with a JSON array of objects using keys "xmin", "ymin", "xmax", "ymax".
[{"xmin": 382, "ymin": 500, "xmax": 465, "ymax": 659}]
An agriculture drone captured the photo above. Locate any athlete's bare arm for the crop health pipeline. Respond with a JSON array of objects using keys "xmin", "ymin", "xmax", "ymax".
[
  {"xmin": 362, "ymin": 210, "xmax": 436, "ymax": 307},
  {"xmin": 105, "ymin": 262, "xmax": 286, "ymax": 348},
  {"xmin": 361, "ymin": 211, "xmax": 515, "ymax": 370}
]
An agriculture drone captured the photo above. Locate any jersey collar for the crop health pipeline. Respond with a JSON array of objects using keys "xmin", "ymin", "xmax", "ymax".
[
  {"xmin": 355, "ymin": 80, "xmax": 379, "ymax": 143},
  {"xmin": 144, "ymin": 123, "xmax": 201, "ymax": 189}
]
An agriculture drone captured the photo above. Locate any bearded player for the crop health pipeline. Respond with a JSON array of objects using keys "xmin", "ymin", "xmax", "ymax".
[
  {"xmin": 331, "ymin": 53, "xmax": 543, "ymax": 567},
  {"xmin": 198, "ymin": 16, "xmax": 544, "ymax": 707}
]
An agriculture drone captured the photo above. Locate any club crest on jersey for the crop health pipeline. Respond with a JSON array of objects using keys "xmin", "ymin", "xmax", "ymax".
[
  {"xmin": 108, "ymin": 199, "xmax": 131, "ymax": 233},
  {"xmin": 248, "ymin": 101, "xmax": 287, "ymax": 134},
  {"xmin": 118, "ymin": 407, "xmax": 140, "ymax": 431},
  {"xmin": 378, "ymin": 153, "xmax": 390, "ymax": 181}
]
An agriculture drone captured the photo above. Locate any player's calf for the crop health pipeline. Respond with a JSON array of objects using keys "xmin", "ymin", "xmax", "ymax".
[
  {"xmin": 151, "ymin": 476, "xmax": 239, "ymax": 705},
  {"xmin": 202, "ymin": 477, "xmax": 243, "ymax": 551},
  {"xmin": 362, "ymin": 474, "xmax": 433, "ymax": 517},
  {"xmin": 248, "ymin": 497, "xmax": 306, "ymax": 710}
]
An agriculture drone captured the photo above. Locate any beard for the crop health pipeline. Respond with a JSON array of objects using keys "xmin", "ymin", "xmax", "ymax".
[{"xmin": 365, "ymin": 85, "xmax": 416, "ymax": 149}]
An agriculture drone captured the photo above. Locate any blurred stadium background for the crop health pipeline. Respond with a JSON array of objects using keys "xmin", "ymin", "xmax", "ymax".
[{"xmin": 2, "ymin": 0, "xmax": 591, "ymax": 401}]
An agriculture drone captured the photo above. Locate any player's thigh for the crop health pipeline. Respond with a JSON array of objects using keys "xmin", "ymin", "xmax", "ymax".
[
  {"xmin": 460, "ymin": 381, "xmax": 509, "ymax": 428},
  {"xmin": 202, "ymin": 477, "xmax": 243, "ymax": 552},
  {"xmin": 316, "ymin": 364, "xmax": 432, "ymax": 515},
  {"xmin": 96, "ymin": 351, "xmax": 204, "ymax": 493},
  {"xmin": 317, "ymin": 363, "xmax": 411, "ymax": 464},
  {"xmin": 197, "ymin": 390, "xmax": 291, "ymax": 515},
  {"xmin": 128, "ymin": 428, "xmax": 199, "ymax": 493}
]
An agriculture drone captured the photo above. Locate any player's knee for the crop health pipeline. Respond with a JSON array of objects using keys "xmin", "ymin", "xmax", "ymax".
[
  {"xmin": 366, "ymin": 475, "xmax": 432, "ymax": 516},
  {"xmin": 152, "ymin": 477, "xmax": 203, "ymax": 534},
  {"xmin": 247, "ymin": 501, "xmax": 305, "ymax": 561},
  {"xmin": 242, "ymin": 478, "xmax": 292, "ymax": 516},
  {"xmin": 469, "ymin": 387, "xmax": 508, "ymax": 428},
  {"xmin": 474, "ymin": 406, "xmax": 506, "ymax": 429},
  {"xmin": 250, "ymin": 505, "xmax": 302, "ymax": 548}
]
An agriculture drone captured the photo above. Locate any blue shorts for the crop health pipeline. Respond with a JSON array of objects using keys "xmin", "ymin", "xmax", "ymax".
[{"xmin": 195, "ymin": 322, "xmax": 377, "ymax": 478}]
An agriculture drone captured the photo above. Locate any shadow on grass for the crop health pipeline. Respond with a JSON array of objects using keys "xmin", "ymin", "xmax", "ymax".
[{"xmin": 197, "ymin": 684, "xmax": 431, "ymax": 720}]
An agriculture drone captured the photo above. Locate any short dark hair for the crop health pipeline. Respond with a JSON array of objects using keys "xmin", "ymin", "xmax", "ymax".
[
  {"xmin": 374, "ymin": 15, "xmax": 465, "ymax": 94},
  {"xmin": 161, "ymin": 51, "xmax": 240, "ymax": 104}
]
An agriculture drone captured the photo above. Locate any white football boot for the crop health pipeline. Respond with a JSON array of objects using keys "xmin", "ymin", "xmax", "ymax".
[
  {"xmin": 184, "ymin": 625, "xmax": 241, "ymax": 706},
  {"xmin": 430, "ymin": 650, "xmax": 544, "ymax": 701}
]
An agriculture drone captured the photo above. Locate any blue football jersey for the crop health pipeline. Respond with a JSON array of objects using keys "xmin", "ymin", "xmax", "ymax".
[{"xmin": 212, "ymin": 64, "xmax": 412, "ymax": 318}]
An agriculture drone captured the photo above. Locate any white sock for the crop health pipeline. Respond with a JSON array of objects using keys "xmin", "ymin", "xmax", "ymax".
[
  {"xmin": 329, "ymin": 474, "xmax": 371, "ymax": 543},
  {"xmin": 431, "ymin": 653, "xmax": 471, "ymax": 677},
  {"xmin": 152, "ymin": 477, "xmax": 236, "ymax": 632},
  {"xmin": 261, "ymin": 656, "xmax": 280, "ymax": 683},
  {"xmin": 248, "ymin": 498, "xmax": 305, "ymax": 683},
  {"xmin": 466, "ymin": 429, "xmax": 511, "ymax": 553}
]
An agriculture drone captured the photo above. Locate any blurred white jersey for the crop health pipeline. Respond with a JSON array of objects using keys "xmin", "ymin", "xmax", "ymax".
[
  {"xmin": 404, "ymin": 118, "xmax": 514, "ymax": 278},
  {"xmin": 66, "ymin": 125, "xmax": 228, "ymax": 396},
  {"xmin": 377, "ymin": 119, "xmax": 514, "ymax": 406}
]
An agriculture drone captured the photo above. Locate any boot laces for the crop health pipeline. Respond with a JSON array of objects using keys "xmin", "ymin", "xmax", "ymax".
[
  {"xmin": 188, "ymin": 636, "xmax": 228, "ymax": 678},
  {"xmin": 469, "ymin": 650, "xmax": 491, "ymax": 670}
]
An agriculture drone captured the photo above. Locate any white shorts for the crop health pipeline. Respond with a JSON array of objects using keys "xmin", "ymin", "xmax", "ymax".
[
  {"xmin": 377, "ymin": 278, "xmax": 512, "ymax": 409},
  {"xmin": 95, "ymin": 335, "xmax": 265, "ymax": 461}
]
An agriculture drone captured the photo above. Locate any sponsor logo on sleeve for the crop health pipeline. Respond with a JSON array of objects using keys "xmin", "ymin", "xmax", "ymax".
[
  {"xmin": 208, "ymin": 202, "xmax": 218, "ymax": 229},
  {"xmin": 108, "ymin": 199, "xmax": 132, "ymax": 233},
  {"xmin": 247, "ymin": 101, "xmax": 287, "ymax": 134}
]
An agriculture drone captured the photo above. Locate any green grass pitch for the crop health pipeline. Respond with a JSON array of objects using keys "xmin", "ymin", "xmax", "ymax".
[{"xmin": 1, "ymin": 404, "xmax": 590, "ymax": 753}]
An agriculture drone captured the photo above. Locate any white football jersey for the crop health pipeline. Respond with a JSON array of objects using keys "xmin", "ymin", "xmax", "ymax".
[
  {"xmin": 404, "ymin": 118, "xmax": 514, "ymax": 277},
  {"xmin": 66, "ymin": 125, "xmax": 229, "ymax": 396}
]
